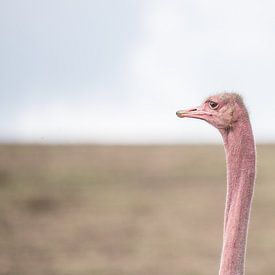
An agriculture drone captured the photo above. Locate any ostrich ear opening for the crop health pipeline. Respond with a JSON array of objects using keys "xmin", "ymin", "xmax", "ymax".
[{"xmin": 222, "ymin": 107, "xmax": 235, "ymax": 128}]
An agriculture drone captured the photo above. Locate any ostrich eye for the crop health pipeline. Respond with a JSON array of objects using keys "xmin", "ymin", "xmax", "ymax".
[{"xmin": 209, "ymin": 101, "xmax": 219, "ymax": 109}]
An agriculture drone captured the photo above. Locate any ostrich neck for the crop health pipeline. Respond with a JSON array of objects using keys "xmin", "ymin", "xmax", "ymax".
[{"xmin": 219, "ymin": 118, "xmax": 256, "ymax": 275}]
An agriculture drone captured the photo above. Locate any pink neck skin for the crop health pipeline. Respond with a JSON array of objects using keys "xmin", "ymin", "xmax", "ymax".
[{"xmin": 219, "ymin": 116, "xmax": 256, "ymax": 275}]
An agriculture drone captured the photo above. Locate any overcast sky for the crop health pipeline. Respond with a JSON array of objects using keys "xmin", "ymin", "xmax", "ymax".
[{"xmin": 1, "ymin": 0, "xmax": 275, "ymax": 143}]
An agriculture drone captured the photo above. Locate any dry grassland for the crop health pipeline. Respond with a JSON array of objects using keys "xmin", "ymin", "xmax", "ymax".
[{"xmin": 0, "ymin": 144, "xmax": 274, "ymax": 275}]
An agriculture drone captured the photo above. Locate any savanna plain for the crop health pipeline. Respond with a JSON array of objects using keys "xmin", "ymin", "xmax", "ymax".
[{"xmin": 0, "ymin": 144, "xmax": 274, "ymax": 275}]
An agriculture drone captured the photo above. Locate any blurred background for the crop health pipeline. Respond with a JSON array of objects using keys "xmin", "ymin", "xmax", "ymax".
[{"xmin": 0, "ymin": 0, "xmax": 275, "ymax": 274}]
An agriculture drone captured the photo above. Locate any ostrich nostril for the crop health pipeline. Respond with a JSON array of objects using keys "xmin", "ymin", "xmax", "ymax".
[{"xmin": 176, "ymin": 108, "xmax": 198, "ymax": 117}]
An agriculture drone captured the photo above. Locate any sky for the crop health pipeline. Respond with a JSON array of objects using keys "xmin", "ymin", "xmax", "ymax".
[{"xmin": 1, "ymin": 0, "xmax": 275, "ymax": 143}]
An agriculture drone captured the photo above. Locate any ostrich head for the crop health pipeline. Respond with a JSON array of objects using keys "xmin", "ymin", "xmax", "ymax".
[{"xmin": 176, "ymin": 93, "xmax": 248, "ymax": 130}]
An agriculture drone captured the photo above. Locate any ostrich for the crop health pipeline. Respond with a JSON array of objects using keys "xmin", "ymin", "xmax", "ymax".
[{"xmin": 176, "ymin": 93, "xmax": 256, "ymax": 275}]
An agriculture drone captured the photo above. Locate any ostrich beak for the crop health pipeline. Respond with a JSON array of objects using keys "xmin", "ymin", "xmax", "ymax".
[{"xmin": 176, "ymin": 107, "xmax": 211, "ymax": 119}]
